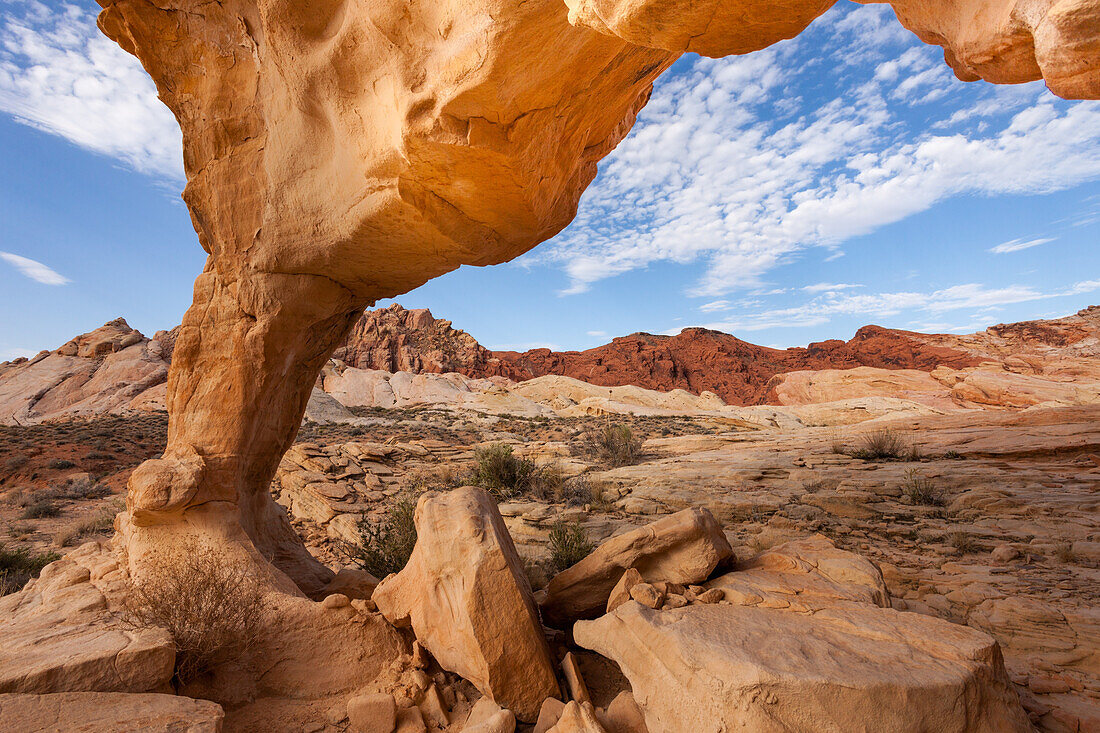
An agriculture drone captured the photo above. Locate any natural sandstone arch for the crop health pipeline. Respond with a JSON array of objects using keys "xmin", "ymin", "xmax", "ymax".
[{"xmin": 94, "ymin": 0, "xmax": 1099, "ymax": 596}]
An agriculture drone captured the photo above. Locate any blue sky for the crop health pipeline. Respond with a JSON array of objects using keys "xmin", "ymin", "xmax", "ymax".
[{"xmin": 1, "ymin": 0, "xmax": 1098, "ymax": 361}]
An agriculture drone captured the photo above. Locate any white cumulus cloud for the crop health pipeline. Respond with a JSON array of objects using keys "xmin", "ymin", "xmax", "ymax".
[{"xmin": 0, "ymin": 0, "xmax": 183, "ymax": 181}]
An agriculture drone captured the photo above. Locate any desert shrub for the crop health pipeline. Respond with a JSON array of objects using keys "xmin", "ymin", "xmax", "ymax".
[
  {"xmin": 127, "ymin": 548, "xmax": 266, "ymax": 684},
  {"xmin": 943, "ymin": 450, "xmax": 963, "ymax": 460},
  {"xmin": 4, "ymin": 454, "xmax": 28, "ymax": 471},
  {"xmin": 340, "ymin": 492, "xmax": 419, "ymax": 579},
  {"xmin": 47, "ymin": 459, "xmax": 76, "ymax": 470},
  {"xmin": 1053, "ymin": 542, "xmax": 1077, "ymax": 564},
  {"xmin": 470, "ymin": 443, "xmax": 541, "ymax": 500},
  {"xmin": 558, "ymin": 475, "xmax": 617, "ymax": 511},
  {"xmin": 21, "ymin": 499, "xmax": 60, "ymax": 519},
  {"xmin": 547, "ymin": 520, "xmax": 594, "ymax": 574},
  {"xmin": 53, "ymin": 512, "xmax": 115, "ymax": 547},
  {"xmin": 590, "ymin": 425, "xmax": 642, "ymax": 467},
  {"xmin": 0, "ymin": 545, "xmax": 59, "ymax": 596},
  {"xmin": 901, "ymin": 470, "xmax": 943, "ymax": 506},
  {"xmin": 948, "ymin": 531, "xmax": 977, "ymax": 554},
  {"xmin": 849, "ymin": 429, "xmax": 908, "ymax": 460}
]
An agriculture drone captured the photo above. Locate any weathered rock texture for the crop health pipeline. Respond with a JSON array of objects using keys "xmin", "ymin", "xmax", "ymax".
[
  {"xmin": 540, "ymin": 507, "xmax": 732, "ymax": 626},
  {"xmin": 0, "ymin": 319, "xmax": 174, "ymax": 425},
  {"xmin": 575, "ymin": 538, "xmax": 1032, "ymax": 733},
  {"xmin": 373, "ymin": 487, "xmax": 559, "ymax": 722},
  {"xmin": 0, "ymin": 692, "xmax": 224, "ymax": 732},
  {"xmin": 89, "ymin": 0, "xmax": 1099, "ymax": 623}
]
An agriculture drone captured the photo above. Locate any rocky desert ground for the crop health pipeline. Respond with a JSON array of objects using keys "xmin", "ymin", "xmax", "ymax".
[{"xmin": 2, "ymin": 306, "xmax": 1099, "ymax": 731}]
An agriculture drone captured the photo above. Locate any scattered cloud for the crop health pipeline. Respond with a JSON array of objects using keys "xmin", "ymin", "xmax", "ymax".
[
  {"xmin": 1, "ymin": 251, "xmax": 70, "ymax": 285},
  {"xmin": 700, "ymin": 280, "xmax": 1100, "ymax": 333},
  {"xmin": 698, "ymin": 300, "xmax": 731, "ymax": 313},
  {"xmin": 989, "ymin": 237, "xmax": 1055, "ymax": 254},
  {"xmin": 801, "ymin": 282, "xmax": 861, "ymax": 293},
  {"xmin": 586, "ymin": 330, "xmax": 607, "ymax": 337},
  {"xmin": 541, "ymin": 4, "xmax": 1100, "ymax": 298},
  {"xmin": 0, "ymin": 1, "xmax": 183, "ymax": 181}
]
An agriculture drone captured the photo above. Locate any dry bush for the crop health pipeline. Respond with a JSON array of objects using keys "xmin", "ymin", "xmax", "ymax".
[
  {"xmin": 547, "ymin": 520, "xmax": 594, "ymax": 574},
  {"xmin": 558, "ymin": 475, "xmax": 617, "ymax": 511},
  {"xmin": 1053, "ymin": 542, "xmax": 1077, "ymax": 564},
  {"xmin": 339, "ymin": 492, "xmax": 419, "ymax": 579},
  {"xmin": 901, "ymin": 469, "xmax": 943, "ymax": 507},
  {"xmin": 53, "ymin": 511, "xmax": 115, "ymax": 548},
  {"xmin": 848, "ymin": 429, "xmax": 909, "ymax": 460},
  {"xmin": 127, "ymin": 548, "xmax": 266, "ymax": 684},
  {"xmin": 948, "ymin": 531, "xmax": 978, "ymax": 554},
  {"xmin": 591, "ymin": 424, "xmax": 643, "ymax": 467},
  {"xmin": 21, "ymin": 499, "xmax": 60, "ymax": 519}
]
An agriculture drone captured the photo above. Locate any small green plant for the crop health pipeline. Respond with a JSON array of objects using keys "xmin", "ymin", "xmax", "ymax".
[
  {"xmin": 0, "ymin": 544, "xmax": 60, "ymax": 596},
  {"xmin": 547, "ymin": 520, "xmax": 594, "ymax": 574},
  {"xmin": 340, "ymin": 492, "xmax": 419, "ymax": 579},
  {"xmin": 591, "ymin": 425, "xmax": 643, "ymax": 467},
  {"xmin": 47, "ymin": 458, "xmax": 76, "ymax": 470},
  {"xmin": 21, "ymin": 499, "xmax": 60, "ymax": 519},
  {"xmin": 901, "ymin": 469, "xmax": 943, "ymax": 506},
  {"xmin": 471, "ymin": 443, "xmax": 540, "ymax": 499},
  {"xmin": 943, "ymin": 450, "xmax": 963, "ymax": 460}
]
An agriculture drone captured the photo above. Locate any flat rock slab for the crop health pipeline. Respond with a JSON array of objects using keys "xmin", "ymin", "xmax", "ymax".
[
  {"xmin": 0, "ymin": 692, "xmax": 223, "ymax": 732},
  {"xmin": 575, "ymin": 601, "xmax": 1031, "ymax": 733}
]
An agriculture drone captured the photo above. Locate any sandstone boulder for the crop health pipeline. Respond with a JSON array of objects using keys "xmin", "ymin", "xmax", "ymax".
[
  {"xmin": 706, "ymin": 534, "xmax": 890, "ymax": 610},
  {"xmin": 541, "ymin": 508, "xmax": 732, "ymax": 626},
  {"xmin": 0, "ymin": 692, "xmax": 223, "ymax": 732},
  {"xmin": 0, "ymin": 546, "xmax": 174, "ymax": 695},
  {"xmin": 546, "ymin": 701, "xmax": 608, "ymax": 733},
  {"xmin": 576, "ymin": 600, "xmax": 1029, "ymax": 733},
  {"xmin": 373, "ymin": 487, "xmax": 558, "ymax": 721}
]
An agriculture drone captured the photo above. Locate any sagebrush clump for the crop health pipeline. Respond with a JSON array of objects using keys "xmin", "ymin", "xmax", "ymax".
[
  {"xmin": 340, "ymin": 492, "xmax": 419, "ymax": 579},
  {"xmin": 901, "ymin": 469, "xmax": 943, "ymax": 506},
  {"xmin": 842, "ymin": 429, "xmax": 921, "ymax": 462},
  {"xmin": 590, "ymin": 424, "xmax": 643, "ymax": 467},
  {"xmin": 469, "ymin": 443, "xmax": 562, "ymax": 500},
  {"xmin": 126, "ymin": 546, "xmax": 266, "ymax": 684}
]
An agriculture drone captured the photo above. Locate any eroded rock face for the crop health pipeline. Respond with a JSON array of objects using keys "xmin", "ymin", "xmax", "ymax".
[
  {"xmin": 540, "ymin": 507, "xmax": 733, "ymax": 627},
  {"xmin": 575, "ymin": 537, "xmax": 1032, "ymax": 733},
  {"xmin": 372, "ymin": 487, "xmax": 559, "ymax": 722}
]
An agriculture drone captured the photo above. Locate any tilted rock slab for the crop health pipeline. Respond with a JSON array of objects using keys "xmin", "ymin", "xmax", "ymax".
[
  {"xmin": 0, "ymin": 692, "xmax": 224, "ymax": 733},
  {"xmin": 373, "ymin": 487, "xmax": 559, "ymax": 722},
  {"xmin": 575, "ymin": 537, "xmax": 1030, "ymax": 732},
  {"xmin": 541, "ymin": 507, "xmax": 732, "ymax": 627}
]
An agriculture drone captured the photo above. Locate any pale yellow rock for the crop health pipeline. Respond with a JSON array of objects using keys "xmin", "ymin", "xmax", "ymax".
[
  {"xmin": 541, "ymin": 508, "xmax": 732, "ymax": 626},
  {"xmin": 601, "ymin": 691, "xmax": 648, "ymax": 733},
  {"xmin": 373, "ymin": 488, "xmax": 559, "ymax": 722},
  {"xmin": 546, "ymin": 701, "xmax": 608, "ymax": 733},
  {"xmin": 606, "ymin": 567, "xmax": 643, "ymax": 614},
  {"xmin": 534, "ymin": 698, "xmax": 567, "ymax": 733},
  {"xmin": 575, "ymin": 601, "xmax": 1030, "ymax": 733},
  {"xmin": 0, "ymin": 692, "xmax": 224, "ymax": 732}
]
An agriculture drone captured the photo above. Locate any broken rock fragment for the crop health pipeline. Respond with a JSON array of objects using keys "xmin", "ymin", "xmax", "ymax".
[
  {"xmin": 541, "ymin": 508, "xmax": 732, "ymax": 626},
  {"xmin": 373, "ymin": 487, "xmax": 558, "ymax": 722}
]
